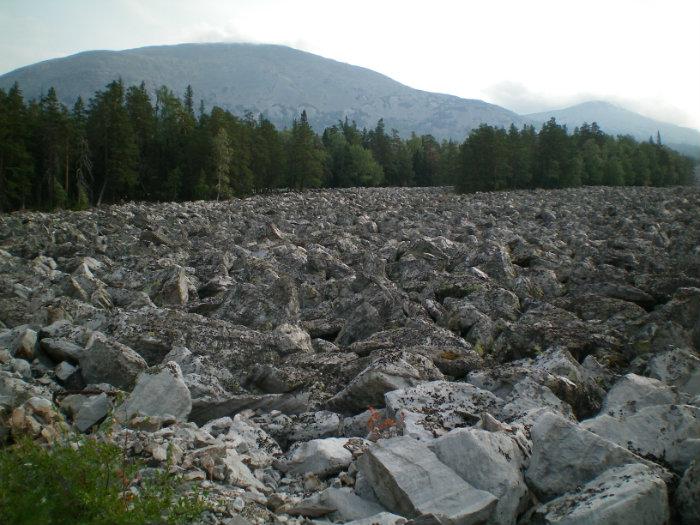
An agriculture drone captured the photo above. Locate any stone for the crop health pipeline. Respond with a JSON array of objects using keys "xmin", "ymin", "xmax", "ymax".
[
  {"xmin": 525, "ymin": 411, "xmax": 662, "ymax": 501},
  {"xmin": 80, "ymin": 337, "xmax": 147, "ymax": 389},
  {"xmin": 531, "ymin": 463, "xmax": 669, "ymax": 525},
  {"xmin": 40, "ymin": 338, "xmax": 84, "ymax": 364},
  {"xmin": 222, "ymin": 450, "xmax": 267, "ymax": 492},
  {"xmin": 1, "ymin": 327, "xmax": 39, "ymax": 360},
  {"xmin": 286, "ymin": 410, "xmax": 341, "ymax": 442},
  {"xmin": 118, "ymin": 361, "xmax": 192, "ymax": 421},
  {"xmin": 327, "ymin": 351, "xmax": 443, "ymax": 414},
  {"xmin": 430, "ymin": 428, "xmax": 529, "ymax": 525},
  {"xmin": 384, "ymin": 381, "xmax": 503, "ymax": 439},
  {"xmin": 676, "ymin": 459, "xmax": 700, "ymax": 525},
  {"xmin": 358, "ymin": 436, "xmax": 497, "ymax": 524},
  {"xmin": 9, "ymin": 358, "xmax": 31, "ymax": 379},
  {"xmin": 600, "ymin": 373, "xmax": 681, "ymax": 417},
  {"xmin": 581, "ymin": 404, "xmax": 700, "ymax": 474},
  {"xmin": 285, "ymin": 487, "xmax": 386, "ymax": 521},
  {"xmin": 73, "ymin": 393, "xmax": 111, "ymax": 432},
  {"xmin": 647, "ymin": 347, "xmax": 700, "ymax": 396},
  {"xmin": 272, "ymin": 323, "xmax": 313, "ymax": 355},
  {"xmin": 278, "ymin": 437, "xmax": 355, "ymax": 478},
  {"xmin": 500, "ymin": 377, "xmax": 574, "ymax": 423},
  {"xmin": 343, "ymin": 512, "xmax": 407, "ymax": 525},
  {"xmin": 54, "ymin": 361, "xmax": 80, "ymax": 385},
  {"xmin": 157, "ymin": 266, "xmax": 191, "ymax": 305}
]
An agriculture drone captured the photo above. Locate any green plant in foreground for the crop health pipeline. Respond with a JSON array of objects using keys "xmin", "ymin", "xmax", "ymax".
[{"xmin": 0, "ymin": 436, "xmax": 205, "ymax": 525}]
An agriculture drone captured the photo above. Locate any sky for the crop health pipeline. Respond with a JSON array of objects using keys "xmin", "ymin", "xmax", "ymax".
[{"xmin": 1, "ymin": 0, "xmax": 699, "ymax": 130}]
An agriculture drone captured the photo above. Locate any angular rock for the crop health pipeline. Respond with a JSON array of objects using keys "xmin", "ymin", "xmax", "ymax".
[
  {"xmin": 73, "ymin": 393, "xmax": 111, "ymax": 432},
  {"xmin": 601, "ymin": 373, "xmax": 682, "ymax": 417},
  {"xmin": 581, "ymin": 404, "xmax": 700, "ymax": 473},
  {"xmin": 189, "ymin": 390, "xmax": 309, "ymax": 426},
  {"xmin": 327, "ymin": 350, "xmax": 443, "ymax": 414},
  {"xmin": 676, "ymin": 459, "xmax": 700, "ymax": 525},
  {"xmin": 647, "ymin": 347, "xmax": 700, "ymax": 396},
  {"xmin": 344, "ymin": 512, "xmax": 407, "ymax": 525},
  {"xmin": 358, "ymin": 436, "xmax": 497, "ymax": 524},
  {"xmin": 431, "ymin": 428, "xmax": 529, "ymax": 525},
  {"xmin": 80, "ymin": 338, "xmax": 147, "ymax": 389},
  {"xmin": 40, "ymin": 337, "xmax": 84, "ymax": 364},
  {"xmin": 1, "ymin": 327, "xmax": 39, "ymax": 360},
  {"xmin": 525, "ymin": 411, "xmax": 662, "ymax": 501},
  {"xmin": 118, "ymin": 361, "xmax": 192, "ymax": 421},
  {"xmin": 278, "ymin": 437, "xmax": 355, "ymax": 478},
  {"xmin": 384, "ymin": 381, "xmax": 502, "ymax": 439},
  {"xmin": 287, "ymin": 487, "xmax": 387, "ymax": 521},
  {"xmin": 531, "ymin": 463, "xmax": 669, "ymax": 525},
  {"xmin": 272, "ymin": 323, "xmax": 313, "ymax": 355}
]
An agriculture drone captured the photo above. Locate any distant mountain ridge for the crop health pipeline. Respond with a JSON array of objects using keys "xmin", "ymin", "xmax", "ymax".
[
  {"xmin": 527, "ymin": 101, "xmax": 700, "ymax": 155},
  {"xmin": 0, "ymin": 43, "xmax": 525, "ymax": 139},
  {"xmin": 1, "ymin": 43, "xmax": 699, "ymax": 153}
]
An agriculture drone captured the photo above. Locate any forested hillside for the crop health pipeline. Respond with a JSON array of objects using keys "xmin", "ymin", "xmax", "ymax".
[{"xmin": 0, "ymin": 81, "xmax": 694, "ymax": 212}]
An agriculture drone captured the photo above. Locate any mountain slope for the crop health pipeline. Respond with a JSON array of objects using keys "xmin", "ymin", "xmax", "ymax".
[
  {"xmin": 0, "ymin": 43, "xmax": 525, "ymax": 139},
  {"xmin": 527, "ymin": 101, "xmax": 700, "ymax": 150}
]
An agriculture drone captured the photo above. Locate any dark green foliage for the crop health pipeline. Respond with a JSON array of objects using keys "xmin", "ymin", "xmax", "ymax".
[
  {"xmin": 0, "ymin": 79, "xmax": 695, "ymax": 212},
  {"xmin": 454, "ymin": 119, "xmax": 695, "ymax": 193},
  {"xmin": 0, "ymin": 437, "xmax": 204, "ymax": 525}
]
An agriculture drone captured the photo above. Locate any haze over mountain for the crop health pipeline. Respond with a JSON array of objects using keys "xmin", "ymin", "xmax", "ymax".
[
  {"xmin": 527, "ymin": 101, "xmax": 700, "ymax": 157},
  {"xmin": 1, "ymin": 42, "xmax": 699, "ymax": 153}
]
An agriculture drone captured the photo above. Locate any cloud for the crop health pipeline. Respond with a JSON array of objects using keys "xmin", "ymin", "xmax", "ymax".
[
  {"xmin": 181, "ymin": 22, "xmax": 254, "ymax": 44},
  {"xmin": 481, "ymin": 81, "xmax": 589, "ymax": 115},
  {"xmin": 482, "ymin": 81, "xmax": 698, "ymax": 130}
]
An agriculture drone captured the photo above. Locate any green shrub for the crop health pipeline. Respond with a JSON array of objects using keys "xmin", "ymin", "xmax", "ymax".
[{"xmin": 0, "ymin": 436, "xmax": 205, "ymax": 524}]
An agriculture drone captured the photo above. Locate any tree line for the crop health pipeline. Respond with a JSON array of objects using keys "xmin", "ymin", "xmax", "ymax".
[{"xmin": 0, "ymin": 80, "xmax": 694, "ymax": 212}]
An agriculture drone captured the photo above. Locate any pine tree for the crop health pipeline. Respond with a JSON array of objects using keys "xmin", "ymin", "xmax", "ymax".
[
  {"xmin": 287, "ymin": 110, "xmax": 325, "ymax": 189},
  {"xmin": 0, "ymin": 83, "xmax": 34, "ymax": 210},
  {"xmin": 212, "ymin": 127, "xmax": 232, "ymax": 200},
  {"xmin": 87, "ymin": 80, "xmax": 138, "ymax": 205}
]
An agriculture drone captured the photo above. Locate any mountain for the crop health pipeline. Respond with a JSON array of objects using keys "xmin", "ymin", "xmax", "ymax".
[
  {"xmin": 0, "ymin": 43, "xmax": 526, "ymax": 139},
  {"xmin": 527, "ymin": 101, "xmax": 700, "ymax": 155}
]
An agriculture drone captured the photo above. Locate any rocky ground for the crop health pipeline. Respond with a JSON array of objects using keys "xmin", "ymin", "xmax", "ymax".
[{"xmin": 1, "ymin": 186, "xmax": 699, "ymax": 525}]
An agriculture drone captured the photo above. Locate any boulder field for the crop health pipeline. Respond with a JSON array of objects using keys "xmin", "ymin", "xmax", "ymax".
[{"xmin": 1, "ymin": 186, "xmax": 699, "ymax": 524}]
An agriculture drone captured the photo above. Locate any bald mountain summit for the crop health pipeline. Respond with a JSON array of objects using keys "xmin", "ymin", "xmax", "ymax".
[{"xmin": 0, "ymin": 43, "xmax": 526, "ymax": 139}]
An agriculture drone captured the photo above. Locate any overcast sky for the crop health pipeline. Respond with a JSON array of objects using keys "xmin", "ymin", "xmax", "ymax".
[{"xmin": 1, "ymin": 0, "xmax": 699, "ymax": 130}]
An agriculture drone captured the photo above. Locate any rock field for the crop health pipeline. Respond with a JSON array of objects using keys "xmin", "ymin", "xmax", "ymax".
[{"xmin": 1, "ymin": 185, "xmax": 699, "ymax": 524}]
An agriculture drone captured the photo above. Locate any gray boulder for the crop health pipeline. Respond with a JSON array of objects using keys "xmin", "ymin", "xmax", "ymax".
[
  {"xmin": 118, "ymin": 361, "xmax": 192, "ymax": 421},
  {"xmin": 384, "ymin": 381, "xmax": 503, "ymax": 440},
  {"xmin": 358, "ymin": 436, "xmax": 497, "ymax": 524},
  {"xmin": 600, "ymin": 373, "xmax": 682, "ymax": 417},
  {"xmin": 581, "ymin": 404, "xmax": 700, "ymax": 474},
  {"xmin": 525, "ymin": 411, "xmax": 662, "ymax": 501},
  {"xmin": 80, "ymin": 338, "xmax": 147, "ymax": 389},
  {"xmin": 676, "ymin": 459, "xmax": 700, "ymax": 525},
  {"xmin": 60, "ymin": 392, "xmax": 112, "ymax": 432},
  {"xmin": 286, "ymin": 487, "xmax": 387, "ymax": 521},
  {"xmin": 647, "ymin": 347, "xmax": 700, "ymax": 396},
  {"xmin": 430, "ymin": 428, "xmax": 529, "ymax": 525},
  {"xmin": 327, "ymin": 350, "xmax": 443, "ymax": 414},
  {"xmin": 344, "ymin": 513, "xmax": 407, "ymax": 525},
  {"xmin": 278, "ymin": 437, "xmax": 355, "ymax": 478},
  {"xmin": 531, "ymin": 463, "xmax": 669, "ymax": 525},
  {"xmin": 0, "ymin": 327, "xmax": 38, "ymax": 360},
  {"xmin": 272, "ymin": 323, "xmax": 313, "ymax": 355},
  {"xmin": 40, "ymin": 338, "xmax": 84, "ymax": 364}
]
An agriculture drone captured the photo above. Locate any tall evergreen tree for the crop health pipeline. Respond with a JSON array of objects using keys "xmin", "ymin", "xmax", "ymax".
[
  {"xmin": 287, "ymin": 110, "xmax": 325, "ymax": 189},
  {"xmin": 87, "ymin": 80, "xmax": 138, "ymax": 205}
]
